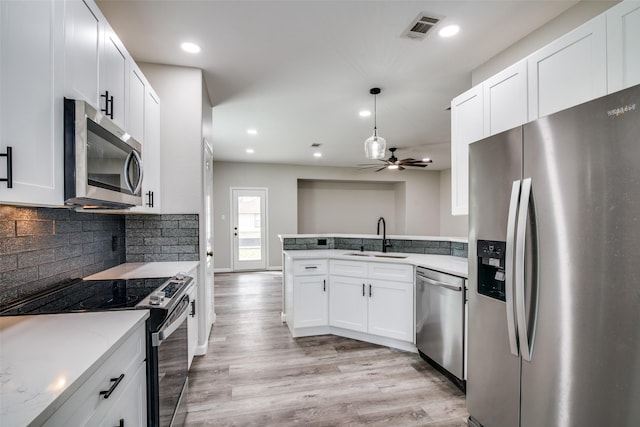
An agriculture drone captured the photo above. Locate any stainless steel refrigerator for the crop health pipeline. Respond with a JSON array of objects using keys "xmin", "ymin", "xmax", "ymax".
[{"xmin": 467, "ymin": 83, "xmax": 640, "ymax": 427}]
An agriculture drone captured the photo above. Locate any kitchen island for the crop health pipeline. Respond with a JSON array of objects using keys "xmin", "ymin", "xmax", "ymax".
[{"xmin": 282, "ymin": 248, "xmax": 467, "ymax": 353}]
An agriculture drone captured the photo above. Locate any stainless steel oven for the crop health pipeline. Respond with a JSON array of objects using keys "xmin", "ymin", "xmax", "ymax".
[{"xmin": 148, "ymin": 290, "xmax": 191, "ymax": 427}]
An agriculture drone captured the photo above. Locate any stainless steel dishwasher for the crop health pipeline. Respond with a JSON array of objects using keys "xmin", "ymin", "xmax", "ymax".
[{"xmin": 416, "ymin": 266, "xmax": 466, "ymax": 385}]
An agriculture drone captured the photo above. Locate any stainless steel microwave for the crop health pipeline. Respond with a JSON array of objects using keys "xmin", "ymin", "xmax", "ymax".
[{"xmin": 64, "ymin": 98, "xmax": 143, "ymax": 209}]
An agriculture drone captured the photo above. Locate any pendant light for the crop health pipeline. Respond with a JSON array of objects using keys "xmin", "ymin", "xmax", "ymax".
[{"xmin": 364, "ymin": 87, "xmax": 387, "ymax": 160}]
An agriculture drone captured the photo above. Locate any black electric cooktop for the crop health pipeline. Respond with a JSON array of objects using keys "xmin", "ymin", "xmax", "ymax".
[{"xmin": 0, "ymin": 277, "xmax": 171, "ymax": 316}]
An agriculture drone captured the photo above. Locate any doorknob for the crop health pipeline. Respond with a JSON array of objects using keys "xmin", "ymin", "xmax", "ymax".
[{"xmin": 206, "ymin": 251, "xmax": 213, "ymax": 257}]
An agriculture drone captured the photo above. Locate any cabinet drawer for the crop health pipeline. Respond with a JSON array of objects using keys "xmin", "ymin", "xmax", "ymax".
[
  {"xmin": 43, "ymin": 324, "xmax": 146, "ymax": 426},
  {"xmin": 368, "ymin": 262, "xmax": 413, "ymax": 282},
  {"xmin": 293, "ymin": 259, "xmax": 328, "ymax": 276},
  {"xmin": 330, "ymin": 260, "xmax": 367, "ymax": 277}
]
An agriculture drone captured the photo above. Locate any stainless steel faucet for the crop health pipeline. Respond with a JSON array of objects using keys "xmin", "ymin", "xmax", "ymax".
[{"xmin": 377, "ymin": 217, "xmax": 391, "ymax": 253}]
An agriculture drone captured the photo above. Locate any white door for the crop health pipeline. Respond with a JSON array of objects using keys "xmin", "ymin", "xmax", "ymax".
[
  {"xmin": 200, "ymin": 140, "xmax": 214, "ymax": 351},
  {"xmin": 231, "ymin": 188, "xmax": 267, "ymax": 271}
]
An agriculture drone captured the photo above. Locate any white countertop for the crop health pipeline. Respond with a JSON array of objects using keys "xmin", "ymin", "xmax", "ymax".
[
  {"xmin": 84, "ymin": 261, "xmax": 200, "ymax": 280},
  {"xmin": 279, "ymin": 234, "xmax": 468, "ymax": 243},
  {"xmin": 0, "ymin": 310, "xmax": 149, "ymax": 427},
  {"xmin": 284, "ymin": 249, "xmax": 468, "ymax": 278}
]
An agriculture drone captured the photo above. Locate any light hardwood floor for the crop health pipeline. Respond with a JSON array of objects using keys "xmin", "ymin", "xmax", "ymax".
[{"xmin": 185, "ymin": 271, "xmax": 468, "ymax": 426}]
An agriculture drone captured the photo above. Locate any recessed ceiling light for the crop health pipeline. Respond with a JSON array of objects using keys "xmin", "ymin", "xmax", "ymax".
[
  {"xmin": 438, "ymin": 25, "xmax": 460, "ymax": 38},
  {"xmin": 247, "ymin": 129, "xmax": 258, "ymax": 135},
  {"xmin": 422, "ymin": 157, "xmax": 432, "ymax": 162},
  {"xmin": 359, "ymin": 110, "xmax": 372, "ymax": 117},
  {"xmin": 246, "ymin": 148, "xmax": 254, "ymax": 154},
  {"xmin": 180, "ymin": 42, "xmax": 201, "ymax": 53},
  {"xmin": 313, "ymin": 152, "xmax": 322, "ymax": 158}
]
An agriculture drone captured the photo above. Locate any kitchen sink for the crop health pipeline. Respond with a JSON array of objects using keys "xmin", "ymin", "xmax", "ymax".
[
  {"xmin": 344, "ymin": 252, "xmax": 408, "ymax": 259},
  {"xmin": 374, "ymin": 254, "xmax": 408, "ymax": 259}
]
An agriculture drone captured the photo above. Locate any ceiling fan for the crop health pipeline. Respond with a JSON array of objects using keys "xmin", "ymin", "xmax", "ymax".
[{"xmin": 359, "ymin": 147, "xmax": 433, "ymax": 172}]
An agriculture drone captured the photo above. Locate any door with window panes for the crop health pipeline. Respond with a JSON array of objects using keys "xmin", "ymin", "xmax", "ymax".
[{"xmin": 231, "ymin": 188, "xmax": 267, "ymax": 271}]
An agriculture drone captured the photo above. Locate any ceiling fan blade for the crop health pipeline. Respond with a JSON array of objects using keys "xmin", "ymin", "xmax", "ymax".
[
  {"xmin": 398, "ymin": 165, "xmax": 405, "ymax": 170},
  {"xmin": 375, "ymin": 166, "xmax": 387, "ymax": 172},
  {"xmin": 399, "ymin": 158, "xmax": 417, "ymax": 162},
  {"xmin": 357, "ymin": 163, "xmax": 383, "ymax": 166}
]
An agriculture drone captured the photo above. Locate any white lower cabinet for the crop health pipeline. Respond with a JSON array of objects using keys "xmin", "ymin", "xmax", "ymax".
[
  {"xmin": 367, "ymin": 279, "xmax": 413, "ymax": 342},
  {"xmin": 329, "ymin": 260, "xmax": 414, "ymax": 343},
  {"xmin": 42, "ymin": 323, "xmax": 147, "ymax": 427},
  {"xmin": 294, "ymin": 275, "xmax": 328, "ymax": 328},
  {"xmin": 329, "ymin": 275, "xmax": 367, "ymax": 332},
  {"xmin": 287, "ymin": 259, "xmax": 328, "ymax": 330},
  {"xmin": 95, "ymin": 361, "xmax": 147, "ymax": 427}
]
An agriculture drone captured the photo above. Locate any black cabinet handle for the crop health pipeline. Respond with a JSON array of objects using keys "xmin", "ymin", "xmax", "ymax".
[
  {"xmin": 99, "ymin": 373, "xmax": 124, "ymax": 399},
  {"xmin": 116, "ymin": 419, "xmax": 124, "ymax": 427},
  {"xmin": 305, "ymin": 266, "xmax": 317, "ymax": 270},
  {"xmin": 101, "ymin": 91, "xmax": 114, "ymax": 119},
  {"xmin": 190, "ymin": 300, "xmax": 196, "ymax": 317},
  {"xmin": 369, "ymin": 284, "xmax": 372, "ymax": 298},
  {"xmin": 362, "ymin": 283, "xmax": 365, "ymax": 297},
  {"xmin": 0, "ymin": 146, "xmax": 12, "ymax": 188},
  {"xmin": 146, "ymin": 191, "xmax": 154, "ymax": 207},
  {"xmin": 323, "ymin": 279, "xmax": 326, "ymax": 292}
]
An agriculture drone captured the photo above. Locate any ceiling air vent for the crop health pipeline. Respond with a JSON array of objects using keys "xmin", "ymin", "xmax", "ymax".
[{"xmin": 402, "ymin": 13, "xmax": 442, "ymax": 40}]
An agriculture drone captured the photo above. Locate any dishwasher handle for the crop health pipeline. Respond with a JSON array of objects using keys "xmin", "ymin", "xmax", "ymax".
[{"xmin": 417, "ymin": 275, "xmax": 462, "ymax": 292}]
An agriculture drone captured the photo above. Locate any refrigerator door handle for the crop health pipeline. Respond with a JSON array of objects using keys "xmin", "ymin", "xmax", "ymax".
[
  {"xmin": 505, "ymin": 180, "xmax": 521, "ymax": 357},
  {"xmin": 516, "ymin": 177, "xmax": 534, "ymax": 362}
]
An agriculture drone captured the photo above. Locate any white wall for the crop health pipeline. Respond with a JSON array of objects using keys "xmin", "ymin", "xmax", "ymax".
[
  {"xmin": 472, "ymin": 1, "xmax": 619, "ymax": 85},
  {"xmin": 439, "ymin": 169, "xmax": 468, "ymax": 237},
  {"xmin": 213, "ymin": 161, "xmax": 441, "ymax": 270},
  {"xmin": 298, "ymin": 180, "xmax": 400, "ymax": 234}
]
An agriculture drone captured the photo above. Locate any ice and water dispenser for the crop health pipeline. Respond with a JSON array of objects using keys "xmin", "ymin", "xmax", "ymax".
[{"xmin": 476, "ymin": 240, "xmax": 507, "ymax": 301}]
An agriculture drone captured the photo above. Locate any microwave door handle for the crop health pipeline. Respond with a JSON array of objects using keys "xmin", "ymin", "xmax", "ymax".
[
  {"xmin": 123, "ymin": 151, "xmax": 135, "ymax": 194},
  {"xmin": 130, "ymin": 150, "xmax": 143, "ymax": 195}
]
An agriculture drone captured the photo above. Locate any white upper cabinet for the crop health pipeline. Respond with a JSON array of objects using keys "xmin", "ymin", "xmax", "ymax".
[
  {"xmin": 131, "ymin": 88, "xmax": 161, "ymax": 213},
  {"xmin": 63, "ymin": 0, "xmax": 100, "ymax": 108},
  {"xmin": 606, "ymin": 1, "xmax": 640, "ymax": 93},
  {"xmin": 451, "ymin": 85, "xmax": 484, "ymax": 216},
  {"xmin": 100, "ymin": 23, "xmax": 128, "ymax": 129},
  {"xmin": 128, "ymin": 64, "xmax": 146, "ymax": 143},
  {"xmin": 483, "ymin": 60, "xmax": 528, "ymax": 136},
  {"xmin": 527, "ymin": 15, "xmax": 607, "ymax": 121},
  {"xmin": 0, "ymin": 0, "xmax": 65, "ymax": 206}
]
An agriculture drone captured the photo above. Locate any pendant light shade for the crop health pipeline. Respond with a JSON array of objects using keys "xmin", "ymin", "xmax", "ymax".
[{"xmin": 364, "ymin": 88, "xmax": 386, "ymax": 160}]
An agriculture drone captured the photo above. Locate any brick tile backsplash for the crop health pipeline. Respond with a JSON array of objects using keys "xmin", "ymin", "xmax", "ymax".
[
  {"xmin": 125, "ymin": 214, "xmax": 200, "ymax": 263},
  {"xmin": 0, "ymin": 205, "xmax": 125, "ymax": 307},
  {"xmin": 283, "ymin": 236, "xmax": 468, "ymax": 258}
]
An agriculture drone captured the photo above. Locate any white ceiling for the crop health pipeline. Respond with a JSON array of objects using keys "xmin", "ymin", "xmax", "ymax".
[{"xmin": 97, "ymin": 0, "xmax": 581, "ymax": 171}]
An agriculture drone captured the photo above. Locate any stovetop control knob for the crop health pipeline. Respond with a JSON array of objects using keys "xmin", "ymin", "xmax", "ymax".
[{"xmin": 149, "ymin": 291, "xmax": 165, "ymax": 305}]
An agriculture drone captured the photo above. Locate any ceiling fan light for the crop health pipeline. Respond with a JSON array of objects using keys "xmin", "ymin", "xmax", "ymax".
[
  {"xmin": 387, "ymin": 164, "xmax": 399, "ymax": 170},
  {"xmin": 364, "ymin": 134, "xmax": 386, "ymax": 160}
]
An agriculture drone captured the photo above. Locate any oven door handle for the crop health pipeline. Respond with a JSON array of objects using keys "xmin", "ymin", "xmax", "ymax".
[{"xmin": 152, "ymin": 296, "xmax": 190, "ymax": 347}]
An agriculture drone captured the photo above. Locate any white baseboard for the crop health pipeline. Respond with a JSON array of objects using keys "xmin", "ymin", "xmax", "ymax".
[{"xmin": 267, "ymin": 266, "xmax": 283, "ymax": 271}]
